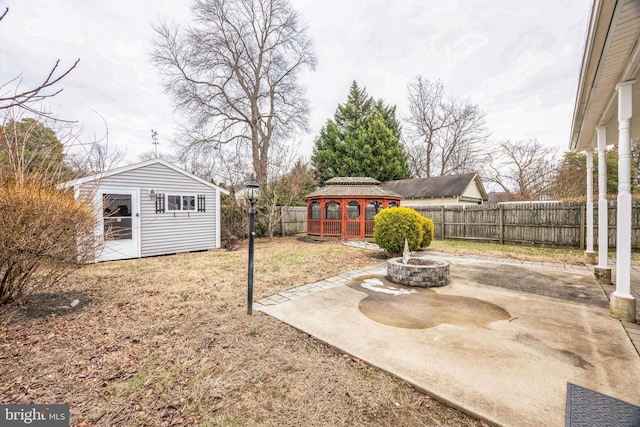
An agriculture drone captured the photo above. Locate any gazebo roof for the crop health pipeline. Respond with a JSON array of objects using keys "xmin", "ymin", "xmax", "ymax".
[{"xmin": 306, "ymin": 176, "xmax": 402, "ymax": 199}]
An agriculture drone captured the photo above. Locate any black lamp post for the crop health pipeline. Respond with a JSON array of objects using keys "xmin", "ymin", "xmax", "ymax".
[{"xmin": 245, "ymin": 176, "xmax": 260, "ymax": 315}]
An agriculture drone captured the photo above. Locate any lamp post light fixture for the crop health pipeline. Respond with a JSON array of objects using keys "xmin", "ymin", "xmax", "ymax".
[{"xmin": 245, "ymin": 176, "xmax": 260, "ymax": 315}]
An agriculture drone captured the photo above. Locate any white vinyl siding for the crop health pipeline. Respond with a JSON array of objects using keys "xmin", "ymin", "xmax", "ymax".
[
  {"xmin": 462, "ymin": 181, "xmax": 484, "ymax": 200},
  {"xmin": 84, "ymin": 162, "xmax": 221, "ymax": 258},
  {"xmin": 401, "ymin": 197, "xmax": 459, "ymax": 207}
]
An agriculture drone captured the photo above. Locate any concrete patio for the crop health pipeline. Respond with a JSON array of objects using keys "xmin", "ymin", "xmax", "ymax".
[{"xmin": 256, "ymin": 252, "xmax": 640, "ymax": 427}]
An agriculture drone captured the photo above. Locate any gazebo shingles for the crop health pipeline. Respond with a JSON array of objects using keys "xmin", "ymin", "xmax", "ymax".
[{"xmin": 306, "ymin": 176, "xmax": 402, "ymax": 198}]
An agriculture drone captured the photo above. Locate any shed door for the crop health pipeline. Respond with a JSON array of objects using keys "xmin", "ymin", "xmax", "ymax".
[{"xmin": 97, "ymin": 189, "xmax": 140, "ymax": 261}]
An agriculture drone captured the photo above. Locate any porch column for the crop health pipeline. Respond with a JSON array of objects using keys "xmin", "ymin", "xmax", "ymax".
[
  {"xmin": 584, "ymin": 149, "xmax": 595, "ymax": 264},
  {"xmin": 611, "ymin": 81, "xmax": 636, "ymax": 322},
  {"xmin": 595, "ymin": 127, "xmax": 611, "ymax": 284}
]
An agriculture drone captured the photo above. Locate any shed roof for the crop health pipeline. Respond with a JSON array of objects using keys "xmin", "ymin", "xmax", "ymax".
[
  {"xmin": 306, "ymin": 176, "xmax": 402, "ymax": 198},
  {"xmin": 60, "ymin": 158, "xmax": 230, "ymax": 195},
  {"xmin": 380, "ymin": 173, "xmax": 488, "ymax": 200}
]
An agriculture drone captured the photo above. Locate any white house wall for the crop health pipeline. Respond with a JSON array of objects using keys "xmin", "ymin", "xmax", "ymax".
[
  {"xmin": 89, "ymin": 162, "xmax": 220, "ymax": 258},
  {"xmin": 462, "ymin": 181, "xmax": 484, "ymax": 200},
  {"xmin": 402, "ymin": 197, "xmax": 460, "ymax": 207}
]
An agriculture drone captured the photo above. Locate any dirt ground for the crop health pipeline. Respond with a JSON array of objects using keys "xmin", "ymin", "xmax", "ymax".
[{"xmin": 0, "ymin": 238, "xmax": 488, "ymax": 426}]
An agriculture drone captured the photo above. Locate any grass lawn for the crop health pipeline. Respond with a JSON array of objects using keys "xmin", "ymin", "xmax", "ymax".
[
  {"xmin": 427, "ymin": 238, "xmax": 640, "ymax": 263},
  {"xmin": 1, "ymin": 237, "xmax": 485, "ymax": 427},
  {"xmin": 3, "ymin": 236, "xmax": 619, "ymax": 426}
]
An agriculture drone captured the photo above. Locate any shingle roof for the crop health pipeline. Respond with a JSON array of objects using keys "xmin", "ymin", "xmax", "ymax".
[
  {"xmin": 306, "ymin": 177, "xmax": 402, "ymax": 198},
  {"xmin": 381, "ymin": 173, "xmax": 486, "ymax": 200}
]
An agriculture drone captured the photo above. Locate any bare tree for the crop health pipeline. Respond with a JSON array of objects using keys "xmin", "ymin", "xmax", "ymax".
[
  {"xmin": 486, "ymin": 139, "xmax": 558, "ymax": 201},
  {"xmin": 0, "ymin": 108, "xmax": 103, "ymax": 304},
  {"xmin": 259, "ymin": 141, "xmax": 315, "ymax": 239},
  {"xmin": 63, "ymin": 113, "xmax": 125, "ymax": 175},
  {"xmin": 150, "ymin": 0, "xmax": 316, "ymax": 184},
  {"xmin": 404, "ymin": 76, "xmax": 489, "ymax": 177}
]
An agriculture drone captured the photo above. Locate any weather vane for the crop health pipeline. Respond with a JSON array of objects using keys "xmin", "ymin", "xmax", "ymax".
[{"xmin": 151, "ymin": 129, "xmax": 159, "ymax": 157}]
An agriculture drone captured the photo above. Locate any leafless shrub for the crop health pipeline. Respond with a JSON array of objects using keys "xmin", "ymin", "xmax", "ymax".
[
  {"xmin": 0, "ymin": 179, "xmax": 98, "ymax": 304},
  {"xmin": 0, "ymin": 109, "xmax": 105, "ymax": 304}
]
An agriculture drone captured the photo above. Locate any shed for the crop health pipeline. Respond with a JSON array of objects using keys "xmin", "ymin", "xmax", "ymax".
[
  {"xmin": 61, "ymin": 159, "xmax": 230, "ymax": 262},
  {"xmin": 381, "ymin": 172, "xmax": 488, "ymax": 207},
  {"xmin": 305, "ymin": 177, "xmax": 402, "ymax": 238}
]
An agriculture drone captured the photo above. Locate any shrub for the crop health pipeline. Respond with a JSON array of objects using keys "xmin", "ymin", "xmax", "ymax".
[
  {"xmin": 373, "ymin": 207, "xmax": 424, "ymax": 256},
  {"xmin": 419, "ymin": 216, "xmax": 435, "ymax": 248},
  {"xmin": 0, "ymin": 180, "xmax": 97, "ymax": 304}
]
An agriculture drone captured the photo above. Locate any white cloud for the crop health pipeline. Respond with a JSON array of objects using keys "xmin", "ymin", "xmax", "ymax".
[{"xmin": 1, "ymin": 0, "xmax": 592, "ymax": 169}]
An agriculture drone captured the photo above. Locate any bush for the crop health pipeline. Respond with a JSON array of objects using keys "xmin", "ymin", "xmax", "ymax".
[
  {"xmin": 419, "ymin": 216, "xmax": 435, "ymax": 248},
  {"xmin": 0, "ymin": 180, "xmax": 97, "ymax": 304},
  {"xmin": 373, "ymin": 207, "xmax": 424, "ymax": 255}
]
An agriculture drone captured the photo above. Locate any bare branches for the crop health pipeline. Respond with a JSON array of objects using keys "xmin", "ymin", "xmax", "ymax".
[
  {"xmin": 150, "ymin": 0, "xmax": 316, "ymax": 183},
  {"xmin": 0, "ymin": 8, "xmax": 79, "ymax": 119},
  {"xmin": 485, "ymin": 139, "xmax": 558, "ymax": 200},
  {"xmin": 0, "ymin": 59, "xmax": 80, "ymax": 111},
  {"xmin": 404, "ymin": 76, "xmax": 489, "ymax": 178}
]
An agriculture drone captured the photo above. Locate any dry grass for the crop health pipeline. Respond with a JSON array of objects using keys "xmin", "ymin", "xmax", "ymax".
[
  {"xmin": 427, "ymin": 239, "xmax": 589, "ymax": 264},
  {"xmin": 0, "ymin": 237, "xmax": 482, "ymax": 427}
]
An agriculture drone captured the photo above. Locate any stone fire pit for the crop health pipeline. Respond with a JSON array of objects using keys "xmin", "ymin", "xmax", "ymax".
[{"xmin": 387, "ymin": 257, "xmax": 450, "ymax": 288}]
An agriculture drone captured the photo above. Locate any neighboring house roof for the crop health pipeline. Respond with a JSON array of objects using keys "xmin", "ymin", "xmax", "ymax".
[
  {"xmin": 487, "ymin": 191, "xmax": 518, "ymax": 204},
  {"xmin": 569, "ymin": 0, "xmax": 640, "ymax": 151},
  {"xmin": 60, "ymin": 158, "xmax": 230, "ymax": 195},
  {"xmin": 381, "ymin": 173, "xmax": 488, "ymax": 201},
  {"xmin": 306, "ymin": 177, "xmax": 402, "ymax": 198}
]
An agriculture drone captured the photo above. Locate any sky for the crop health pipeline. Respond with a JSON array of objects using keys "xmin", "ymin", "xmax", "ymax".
[{"xmin": 1, "ymin": 0, "xmax": 592, "ymax": 169}]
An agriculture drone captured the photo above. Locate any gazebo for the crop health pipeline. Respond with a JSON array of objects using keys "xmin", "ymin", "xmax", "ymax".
[{"xmin": 305, "ymin": 177, "xmax": 402, "ymax": 239}]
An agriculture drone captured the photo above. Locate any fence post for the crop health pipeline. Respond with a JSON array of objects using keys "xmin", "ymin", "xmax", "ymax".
[
  {"xmin": 579, "ymin": 203, "xmax": 585, "ymax": 250},
  {"xmin": 463, "ymin": 206, "xmax": 467, "ymax": 239},
  {"xmin": 280, "ymin": 206, "xmax": 285, "ymax": 237},
  {"xmin": 498, "ymin": 204, "xmax": 504, "ymax": 244},
  {"xmin": 441, "ymin": 206, "xmax": 445, "ymax": 240}
]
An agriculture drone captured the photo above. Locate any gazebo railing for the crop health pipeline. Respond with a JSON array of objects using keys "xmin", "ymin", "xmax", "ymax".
[
  {"xmin": 323, "ymin": 220, "xmax": 342, "ymax": 236},
  {"xmin": 345, "ymin": 221, "xmax": 361, "ymax": 238},
  {"xmin": 307, "ymin": 219, "xmax": 321, "ymax": 234},
  {"xmin": 364, "ymin": 220, "xmax": 374, "ymax": 236}
]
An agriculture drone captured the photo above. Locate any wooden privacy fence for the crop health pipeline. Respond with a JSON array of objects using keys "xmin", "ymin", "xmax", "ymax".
[
  {"xmin": 412, "ymin": 201, "xmax": 640, "ymax": 249},
  {"xmin": 276, "ymin": 206, "xmax": 307, "ymax": 236}
]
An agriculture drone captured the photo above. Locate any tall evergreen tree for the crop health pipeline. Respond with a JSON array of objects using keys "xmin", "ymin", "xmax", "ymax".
[
  {"xmin": 0, "ymin": 118, "xmax": 70, "ymax": 182},
  {"xmin": 311, "ymin": 81, "xmax": 411, "ymax": 184}
]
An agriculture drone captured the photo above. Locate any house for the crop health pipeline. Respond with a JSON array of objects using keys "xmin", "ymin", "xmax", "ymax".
[
  {"xmin": 305, "ymin": 177, "xmax": 403, "ymax": 238},
  {"xmin": 380, "ymin": 172, "xmax": 488, "ymax": 207},
  {"xmin": 61, "ymin": 158, "xmax": 230, "ymax": 262},
  {"xmin": 569, "ymin": 0, "xmax": 639, "ymax": 321}
]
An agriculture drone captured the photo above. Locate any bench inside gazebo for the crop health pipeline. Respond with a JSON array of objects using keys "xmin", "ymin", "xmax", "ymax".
[{"xmin": 305, "ymin": 177, "xmax": 402, "ymax": 239}]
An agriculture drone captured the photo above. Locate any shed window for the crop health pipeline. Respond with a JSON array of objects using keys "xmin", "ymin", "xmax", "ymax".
[
  {"xmin": 325, "ymin": 201, "xmax": 341, "ymax": 220},
  {"xmin": 103, "ymin": 193, "xmax": 132, "ymax": 240},
  {"xmin": 347, "ymin": 201, "xmax": 360, "ymax": 219},
  {"xmin": 182, "ymin": 196, "xmax": 195, "ymax": 211},
  {"xmin": 167, "ymin": 195, "xmax": 200, "ymax": 212},
  {"xmin": 309, "ymin": 202, "xmax": 321, "ymax": 220}
]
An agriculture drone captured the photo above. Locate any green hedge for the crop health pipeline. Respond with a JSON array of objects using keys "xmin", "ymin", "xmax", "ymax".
[
  {"xmin": 419, "ymin": 216, "xmax": 435, "ymax": 248},
  {"xmin": 373, "ymin": 207, "xmax": 424, "ymax": 255}
]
